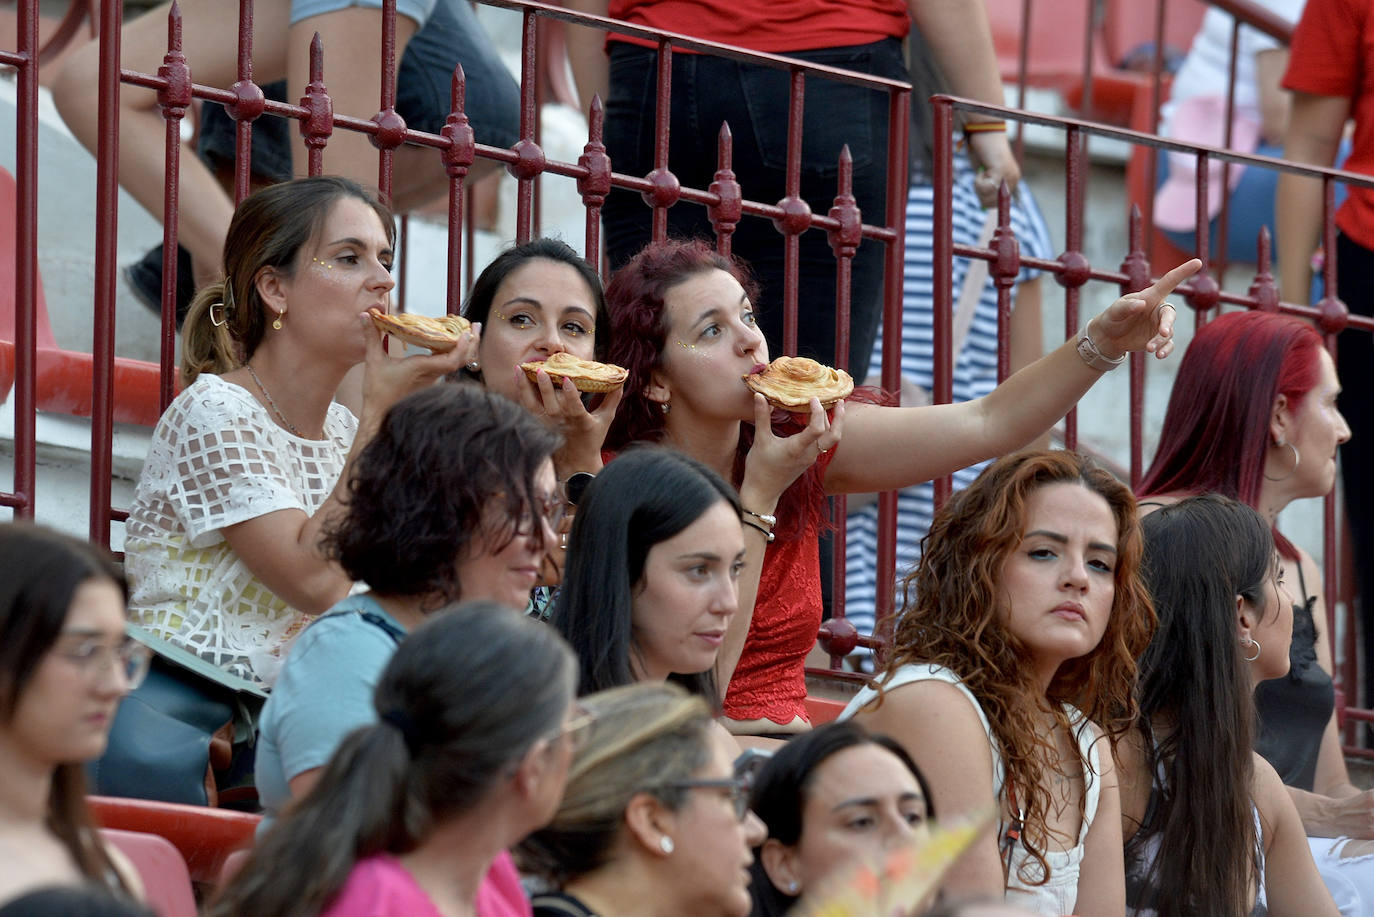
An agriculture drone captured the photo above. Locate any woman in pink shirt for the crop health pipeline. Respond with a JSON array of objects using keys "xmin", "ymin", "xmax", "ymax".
[{"xmin": 208, "ymin": 604, "xmax": 582, "ymax": 917}]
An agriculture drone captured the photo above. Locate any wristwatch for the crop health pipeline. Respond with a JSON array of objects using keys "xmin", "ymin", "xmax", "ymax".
[{"xmin": 1076, "ymin": 324, "xmax": 1126, "ymax": 372}]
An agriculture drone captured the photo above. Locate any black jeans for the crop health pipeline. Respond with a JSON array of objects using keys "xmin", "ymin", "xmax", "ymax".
[
  {"xmin": 601, "ymin": 38, "xmax": 908, "ymax": 381},
  {"xmin": 1336, "ymin": 234, "xmax": 1374, "ymax": 711}
]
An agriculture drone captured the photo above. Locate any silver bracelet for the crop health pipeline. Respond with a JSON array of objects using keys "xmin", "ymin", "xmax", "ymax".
[{"xmin": 1076, "ymin": 322, "xmax": 1127, "ymax": 372}]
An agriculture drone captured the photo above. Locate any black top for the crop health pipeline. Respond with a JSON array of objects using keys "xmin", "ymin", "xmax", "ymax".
[
  {"xmin": 532, "ymin": 893, "xmax": 600, "ymax": 917},
  {"xmin": 1254, "ymin": 563, "xmax": 1334, "ymax": 792}
]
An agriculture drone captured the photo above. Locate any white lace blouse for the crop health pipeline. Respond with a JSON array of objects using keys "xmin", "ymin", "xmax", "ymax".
[{"xmin": 124, "ymin": 374, "xmax": 357, "ymax": 685}]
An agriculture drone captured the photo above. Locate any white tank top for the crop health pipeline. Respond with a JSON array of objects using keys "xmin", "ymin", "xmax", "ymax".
[{"xmin": 841, "ymin": 662, "xmax": 1103, "ymax": 916}]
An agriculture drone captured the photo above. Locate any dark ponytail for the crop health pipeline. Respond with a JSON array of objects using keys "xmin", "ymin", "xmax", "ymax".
[{"xmin": 209, "ymin": 602, "xmax": 576, "ymax": 917}]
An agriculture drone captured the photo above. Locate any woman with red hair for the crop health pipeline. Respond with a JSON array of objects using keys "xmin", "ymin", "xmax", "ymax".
[
  {"xmin": 602, "ymin": 238, "xmax": 1198, "ymax": 736},
  {"xmin": 1138, "ymin": 309, "xmax": 1366, "ymax": 909}
]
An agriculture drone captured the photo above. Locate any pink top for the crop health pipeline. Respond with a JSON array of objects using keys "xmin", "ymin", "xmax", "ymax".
[{"xmin": 321, "ymin": 851, "xmax": 531, "ymax": 917}]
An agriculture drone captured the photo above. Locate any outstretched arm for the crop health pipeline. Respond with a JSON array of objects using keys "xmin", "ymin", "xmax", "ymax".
[{"xmin": 824, "ymin": 259, "xmax": 1201, "ymax": 494}]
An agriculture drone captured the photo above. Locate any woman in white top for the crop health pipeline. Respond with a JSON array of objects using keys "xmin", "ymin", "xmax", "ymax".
[
  {"xmin": 123, "ymin": 176, "xmax": 468, "ymax": 684},
  {"xmin": 842, "ymin": 450, "xmax": 1156, "ymax": 915}
]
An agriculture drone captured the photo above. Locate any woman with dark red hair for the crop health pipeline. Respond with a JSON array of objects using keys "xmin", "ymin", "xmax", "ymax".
[
  {"xmin": 601, "ymin": 238, "xmax": 1199, "ymax": 737},
  {"xmin": 1137, "ymin": 309, "xmax": 1367, "ymax": 908}
]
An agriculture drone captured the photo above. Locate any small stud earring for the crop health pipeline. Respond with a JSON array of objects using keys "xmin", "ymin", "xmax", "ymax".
[
  {"xmin": 659, "ymin": 835, "xmax": 674, "ymax": 855},
  {"xmin": 660, "ymin": 400, "xmax": 670, "ymax": 415},
  {"xmin": 786, "ymin": 881, "xmax": 799, "ymax": 894},
  {"xmin": 272, "ymin": 313, "xmax": 284, "ymax": 331}
]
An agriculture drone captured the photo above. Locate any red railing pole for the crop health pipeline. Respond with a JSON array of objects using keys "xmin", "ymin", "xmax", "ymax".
[
  {"xmin": 513, "ymin": 8, "xmax": 542, "ymax": 242},
  {"xmin": 157, "ymin": 4, "xmax": 191, "ymax": 412},
  {"xmin": 578, "ymin": 96, "xmax": 612, "ymax": 265},
  {"xmin": 440, "ymin": 64, "xmax": 473, "ymax": 314},
  {"xmin": 373, "ymin": 0, "xmax": 401, "ymax": 202},
  {"xmin": 932, "ymin": 95, "xmax": 954, "ymax": 507},
  {"xmin": 777, "ymin": 68, "xmax": 809, "ymax": 357},
  {"xmin": 12, "ymin": 0, "xmax": 39, "ymax": 517},
  {"xmin": 90, "ymin": 0, "xmax": 125, "ymax": 545},
  {"xmin": 1122, "ymin": 206, "xmax": 1151, "ymax": 486},
  {"xmin": 300, "ymin": 34, "xmax": 332, "ymax": 177},
  {"xmin": 232, "ymin": 0, "xmax": 257, "ymax": 206},
  {"xmin": 707, "ymin": 122, "xmax": 740, "ymax": 258},
  {"xmin": 1057, "ymin": 125, "xmax": 1088, "ymax": 453}
]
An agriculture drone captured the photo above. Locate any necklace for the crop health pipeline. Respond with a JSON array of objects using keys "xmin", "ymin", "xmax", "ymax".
[{"xmin": 245, "ymin": 363, "xmax": 303, "ymax": 437}]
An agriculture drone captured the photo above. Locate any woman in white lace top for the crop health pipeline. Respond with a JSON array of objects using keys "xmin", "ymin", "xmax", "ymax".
[{"xmin": 123, "ymin": 177, "xmax": 469, "ymax": 684}]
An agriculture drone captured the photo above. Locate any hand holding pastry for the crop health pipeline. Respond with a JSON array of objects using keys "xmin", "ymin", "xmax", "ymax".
[
  {"xmin": 515, "ymin": 363, "xmax": 623, "ymax": 477},
  {"xmin": 357, "ymin": 313, "xmax": 472, "ymax": 429},
  {"xmin": 367, "ymin": 307, "xmax": 473, "ymax": 353},
  {"xmin": 739, "ymin": 393, "xmax": 845, "ymax": 512}
]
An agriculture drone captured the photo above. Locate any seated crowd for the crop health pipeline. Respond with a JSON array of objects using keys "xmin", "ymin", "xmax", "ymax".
[{"xmin": 2, "ymin": 175, "xmax": 1365, "ymax": 917}]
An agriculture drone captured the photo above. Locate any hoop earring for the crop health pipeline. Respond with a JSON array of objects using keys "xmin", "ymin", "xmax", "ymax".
[
  {"xmin": 1263, "ymin": 440, "xmax": 1300, "ymax": 482},
  {"xmin": 1242, "ymin": 637, "xmax": 1262, "ymax": 662}
]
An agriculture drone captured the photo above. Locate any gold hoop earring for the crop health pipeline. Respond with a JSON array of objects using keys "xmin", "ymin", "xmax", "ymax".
[
  {"xmin": 1242, "ymin": 637, "xmax": 1262, "ymax": 662},
  {"xmin": 1263, "ymin": 440, "xmax": 1300, "ymax": 482}
]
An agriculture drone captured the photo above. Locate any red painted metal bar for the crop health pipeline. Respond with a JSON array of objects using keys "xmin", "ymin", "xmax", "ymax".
[
  {"xmin": 1058, "ymin": 125, "xmax": 1085, "ymax": 452},
  {"xmin": 301, "ymin": 34, "xmax": 331, "ymax": 177},
  {"xmin": 89, "ymin": 0, "xmax": 124, "ymax": 544},
  {"xmin": 578, "ymin": 96, "xmax": 610, "ymax": 266},
  {"xmin": 991, "ymin": 185, "xmax": 1017, "ymax": 384},
  {"xmin": 513, "ymin": 8, "xmax": 542, "ymax": 242},
  {"xmin": 708, "ymin": 124, "xmax": 739, "ymax": 258},
  {"xmin": 7, "ymin": 0, "xmax": 39, "ymax": 517},
  {"xmin": 373, "ymin": 0, "xmax": 400, "ymax": 201},
  {"xmin": 440, "ymin": 65, "xmax": 473, "ymax": 313},
  {"xmin": 647, "ymin": 38, "xmax": 674, "ymax": 242},
  {"xmin": 1214, "ymin": 20, "xmax": 1242, "ymax": 281},
  {"xmin": 232, "ymin": 0, "xmax": 256, "ymax": 206},
  {"xmin": 1122, "ymin": 208, "xmax": 1150, "ymax": 486},
  {"xmin": 931, "ymin": 96, "xmax": 954, "ymax": 511},
  {"xmin": 778, "ymin": 69, "xmax": 808, "ymax": 358},
  {"xmin": 156, "ymin": 6, "xmax": 189, "ymax": 413}
]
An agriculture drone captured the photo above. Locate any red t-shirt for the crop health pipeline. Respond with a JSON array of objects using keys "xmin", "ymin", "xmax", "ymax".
[
  {"xmin": 1284, "ymin": 0, "xmax": 1374, "ymax": 251},
  {"xmin": 606, "ymin": 0, "xmax": 909, "ymax": 54}
]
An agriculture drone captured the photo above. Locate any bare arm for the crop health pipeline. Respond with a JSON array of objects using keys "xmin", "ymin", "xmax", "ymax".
[
  {"xmin": 1073, "ymin": 729, "xmax": 1127, "ymax": 917},
  {"xmin": 824, "ymin": 260, "xmax": 1201, "ymax": 494},
  {"xmin": 854, "ymin": 681, "xmax": 1006, "ymax": 897},
  {"xmin": 1007, "ymin": 276, "xmax": 1050, "ymax": 451},
  {"xmin": 1256, "ymin": 754, "xmax": 1342, "ymax": 917},
  {"xmin": 565, "ymin": 0, "xmax": 612, "ymax": 117},
  {"xmin": 223, "ymin": 320, "xmax": 469, "ymax": 614},
  {"xmin": 1255, "ymin": 49, "xmax": 1292, "ymax": 145},
  {"xmin": 1277, "ymin": 92, "xmax": 1349, "ymax": 303}
]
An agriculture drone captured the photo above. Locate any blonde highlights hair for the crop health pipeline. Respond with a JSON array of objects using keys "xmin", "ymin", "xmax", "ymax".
[{"xmin": 516, "ymin": 683, "xmax": 715, "ymax": 887}]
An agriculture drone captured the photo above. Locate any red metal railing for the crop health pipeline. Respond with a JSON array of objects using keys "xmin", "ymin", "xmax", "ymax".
[{"xmin": 5, "ymin": 0, "xmax": 1373, "ymax": 745}]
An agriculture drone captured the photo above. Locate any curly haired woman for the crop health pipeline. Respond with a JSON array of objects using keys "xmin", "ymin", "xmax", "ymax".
[{"xmin": 841, "ymin": 450, "xmax": 1156, "ymax": 915}]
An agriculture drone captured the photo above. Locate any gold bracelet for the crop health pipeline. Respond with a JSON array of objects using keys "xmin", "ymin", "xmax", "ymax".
[
  {"xmin": 742, "ymin": 518, "xmax": 776, "ymax": 543},
  {"xmin": 963, "ymin": 120, "xmax": 1008, "ymax": 135}
]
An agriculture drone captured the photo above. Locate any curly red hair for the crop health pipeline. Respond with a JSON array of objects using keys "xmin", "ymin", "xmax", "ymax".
[{"xmin": 882, "ymin": 450, "xmax": 1155, "ymax": 886}]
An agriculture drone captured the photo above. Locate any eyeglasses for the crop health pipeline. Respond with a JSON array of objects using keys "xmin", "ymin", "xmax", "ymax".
[
  {"xmin": 654, "ymin": 769, "xmax": 756, "ymax": 822},
  {"xmin": 53, "ymin": 637, "xmax": 152, "ymax": 689}
]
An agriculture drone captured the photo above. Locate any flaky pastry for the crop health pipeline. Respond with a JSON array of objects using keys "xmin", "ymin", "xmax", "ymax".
[
  {"xmin": 367, "ymin": 308, "xmax": 471, "ymax": 353},
  {"xmin": 742, "ymin": 356, "xmax": 854, "ymax": 412},
  {"xmin": 521, "ymin": 351, "xmax": 628, "ymax": 393}
]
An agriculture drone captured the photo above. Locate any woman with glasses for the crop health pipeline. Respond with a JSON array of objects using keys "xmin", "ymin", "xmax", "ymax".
[
  {"xmin": 0, "ymin": 523, "xmax": 151, "ymax": 909},
  {"xmin": 211, "ymin": 604, "xmax": 580, "ymax": 917},
  {"xmin": 551, "ymin": 447, "xmax": 745, "ymax": 702},
  {"xmin": 255, "ymin": 384, "xmax": 559, "ymax": 849},
  {"xmin": 519, "ymin": 683, "xmax": 766, "ymax": 917}
]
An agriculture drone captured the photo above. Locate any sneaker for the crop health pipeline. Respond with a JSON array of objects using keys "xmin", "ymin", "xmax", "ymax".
[{"xmin": 125, "ymin": 242, "xmax": 196, "ymax": 330}]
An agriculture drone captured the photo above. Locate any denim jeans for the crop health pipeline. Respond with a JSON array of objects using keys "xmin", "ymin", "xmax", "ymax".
[
  {"xmin": 197, "ymin": 0, "xmax": 520, "ymax": 182},
  {"xmin": 602, "ymin": 38, "xmax": 908, "ymax": 381}
]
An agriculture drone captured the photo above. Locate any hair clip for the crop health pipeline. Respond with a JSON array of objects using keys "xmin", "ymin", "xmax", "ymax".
[{"xmin": 209, "ymin": 302, "xmax": 228, "ymax": 327}]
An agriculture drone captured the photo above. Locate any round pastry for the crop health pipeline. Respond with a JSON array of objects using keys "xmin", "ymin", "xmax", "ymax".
[
  {"xmin": 367, "ymin": 308, "xmax": 471, "ymax": 353},
  {"xmin": 521, "ymin": 352, "xmax": 628, "ymax": 393},
  {"xmin": 742, "ymin": 356, "xmax": 854, "ymax": 412}
]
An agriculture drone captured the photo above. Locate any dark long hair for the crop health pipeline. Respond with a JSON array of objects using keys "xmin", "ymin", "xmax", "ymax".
[
  {"xmin": 1137, "ymin": 309, "xmax": 1325, "ymax": 559},
  {"xmin": 0, "ymin": 523, "xmax": 130, "ymax": 893},
  {"xmin": 748, "ymin": 721, "xmax": 935, "ymax": 917},
  {"xmin": 551, "ymin": 446, "xmax": 740, "ymax": 702},
  {"xmin": 182, "ymin": 176, "xmax": 394, "ymax": 383},
  {"xmin": 1128, "ymin": 494, "xmax": 1274, "ymax": 916},
  {"xmin": 882, "ymin": 450, "xmax": 1155, "ymax": 886},
  {"xmin": 209, "ymin": 603, "xmax": 577, "ymax": 917},
  {"xmin": 323, "ymin": 384, "xmax": 559, "ymax": 599}
]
